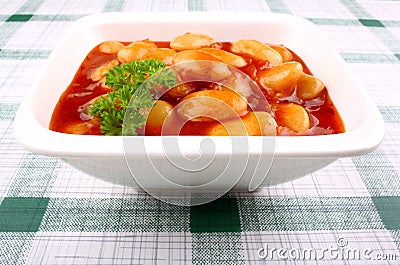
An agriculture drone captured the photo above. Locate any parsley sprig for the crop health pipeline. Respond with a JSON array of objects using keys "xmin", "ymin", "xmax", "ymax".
[{"xmin": 89, "ymin": 58, "xmax": 176, "ymax": 136}]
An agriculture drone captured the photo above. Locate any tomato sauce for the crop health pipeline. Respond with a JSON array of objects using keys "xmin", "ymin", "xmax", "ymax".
[{"xmin": 49, "ymin": 41, "xmax": 345, "ymax": 136}]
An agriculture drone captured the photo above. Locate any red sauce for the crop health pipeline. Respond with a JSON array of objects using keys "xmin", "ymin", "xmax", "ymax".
[{"xmin": 49, "ymin": 41, "xmax": 345, "ymax": 136}]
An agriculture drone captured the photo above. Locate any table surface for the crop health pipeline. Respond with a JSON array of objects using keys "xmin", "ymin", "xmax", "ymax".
[{"xmin": 1, "ymin": 0, "xmax": 400, "ymax": 264}]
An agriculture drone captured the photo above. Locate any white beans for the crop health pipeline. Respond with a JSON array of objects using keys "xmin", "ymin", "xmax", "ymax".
[
  {"xmin": 117, "ymin": 40, "xmax": 157, "ymax": 64},
  {"xmin": 269, "ymin": 44, "xmax": 293, "ymax": 63},
  {"xmin": 141, "ymin": 48, "xmax": 177, "ymax": 65},
  {"xmin": 164, "ymin": 83, "xmax": 197, "ymax": 99},
  {"xmin": 207, "ymin": 111, "xmax": 276, "ymax": 136},
  {"xmin": 170, "ymin": 32, "xmax": 216, "ymax": 51},
  {"xmin": 200, "ymin": 48, "xmax": 247, "ymax": 68},
  {"xmin": 144, "ymin": 100, "xmax": 173, "ymax": 135},
  {"xmin": 90, "ymin": 33, "xmax": 332, "ymax": 136},
  {"xmin": 296, "ymin": 73, "xmax": 325, "ymax": 100},
  {"xmin": 254, "ymin": 112, "xmax": 277, "ymax": 136},
  {"xmin": 172, "ymin": 49, "xmax": 220, "ymax": 64},
  {"xmin": 172, "ymin": 50, "xmax": 230, "ymax": 82},
  {"xmin": 99, "ymin": 41, "xmax": 125, "ymax": 54},
  {"xmin": 274, "ymin": 103, "xmax": 310, "ymax": 133},
  {"xmin": 258, "ymin": 62, "xmax": 303, "ymax": 97},
  {"xmin": 177, "ymin": 89, "xmax": 248, "ymax": 122},
  {"xmin": 230, "ymin": 39, "xmax": 282, "ymax": 65}
]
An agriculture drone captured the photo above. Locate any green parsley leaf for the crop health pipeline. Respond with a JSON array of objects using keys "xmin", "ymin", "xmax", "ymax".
[{"xmin": 89, "ymin": 58, "xmax": 176, "ymax": 136}]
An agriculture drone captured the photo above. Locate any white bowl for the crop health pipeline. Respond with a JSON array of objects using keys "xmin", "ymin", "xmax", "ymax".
[{"xmin": 14, "ymin": 12, "xmax": 384, "ymax": 192}]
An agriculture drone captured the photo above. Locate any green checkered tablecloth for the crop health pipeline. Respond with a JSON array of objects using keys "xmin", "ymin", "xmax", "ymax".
[{"xmin": 1, "ymin": 0, "xmax": 400, "ymax": 264}]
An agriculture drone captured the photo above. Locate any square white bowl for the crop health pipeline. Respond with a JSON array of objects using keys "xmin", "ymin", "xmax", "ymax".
[{"xmin": 14, "ymin": 12, "xmax": 384, "ymax": 191}]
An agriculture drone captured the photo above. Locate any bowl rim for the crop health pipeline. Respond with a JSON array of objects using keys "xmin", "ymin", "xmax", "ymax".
[{"xmin": 13, "ymin": 12, "xmax": 385, "ymax": 159}]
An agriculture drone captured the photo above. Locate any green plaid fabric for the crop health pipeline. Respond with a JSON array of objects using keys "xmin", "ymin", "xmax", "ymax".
[{"xmin": 1, "ymin": 0, "xmax": 400, "ymax": 264}]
